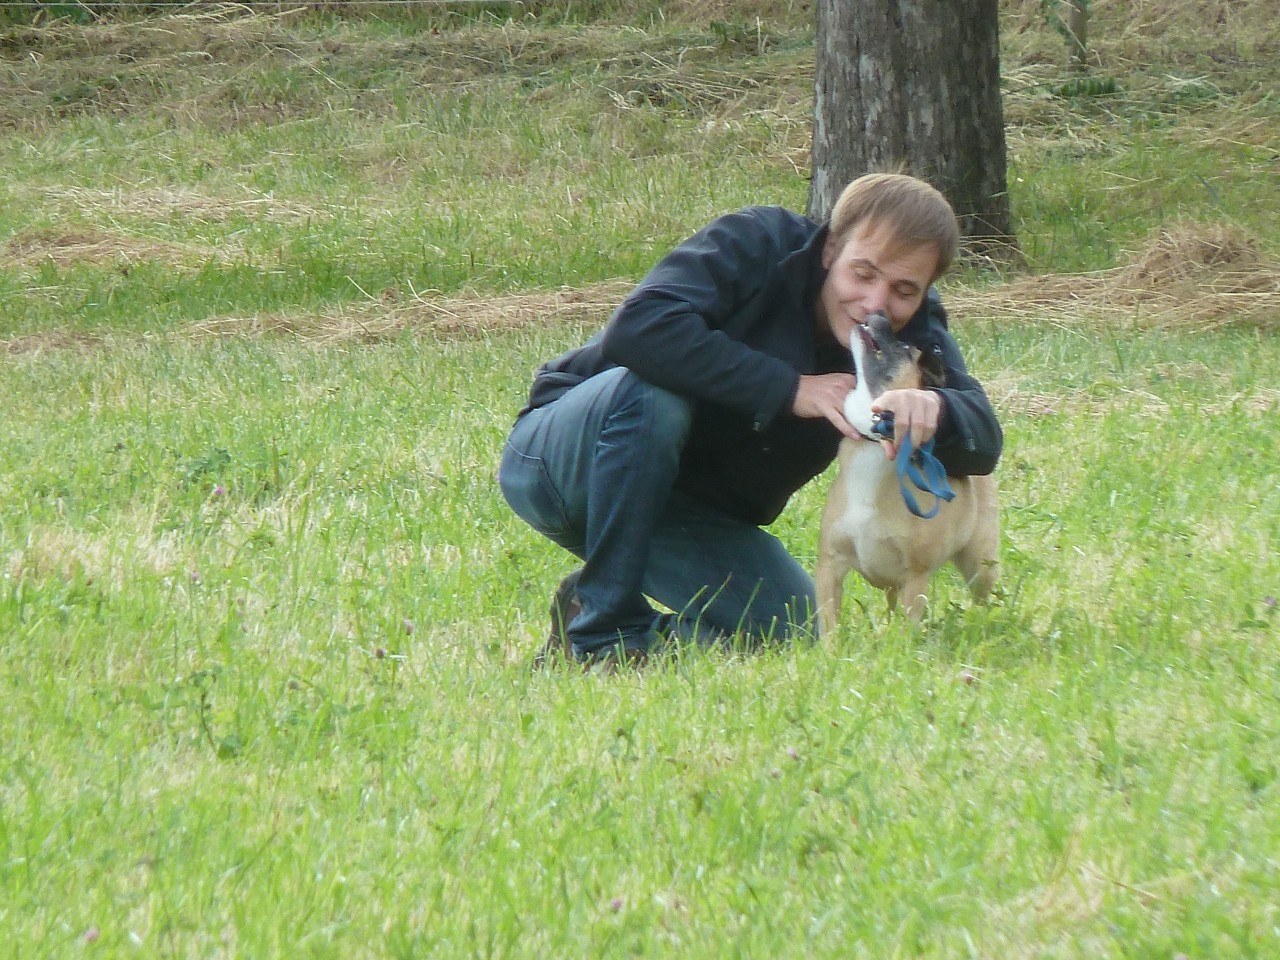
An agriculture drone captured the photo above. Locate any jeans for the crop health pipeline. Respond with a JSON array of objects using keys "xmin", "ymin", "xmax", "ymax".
[{"xmin": 498, "ymin": 367, "xmax": 816, "ymax": 657}]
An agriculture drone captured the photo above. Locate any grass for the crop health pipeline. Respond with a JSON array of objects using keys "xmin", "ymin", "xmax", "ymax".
[
  {"xmin": 3, "ymin": 326, "xmax": 1278, "ymax": 956},
  {"xmin": 2, "ymin": 1, "xmax": 1279, "ymax": 956}
]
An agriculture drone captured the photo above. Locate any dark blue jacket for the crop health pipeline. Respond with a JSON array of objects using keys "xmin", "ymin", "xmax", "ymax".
[{"xmin": 519, "ymin": 206, "xmax": 1002, "ymax": 525}]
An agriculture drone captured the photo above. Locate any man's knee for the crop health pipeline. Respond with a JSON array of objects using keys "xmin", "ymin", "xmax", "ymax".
[
  {"xmin": 609, "ymin": 373, "xmax": 694, "ymax": 448},
  {"xmin": 740, "ymin": 592, "xmax": 817, "ymax": 645}
]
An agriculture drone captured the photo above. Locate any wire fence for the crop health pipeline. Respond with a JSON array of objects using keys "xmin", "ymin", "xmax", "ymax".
[
  {"xmin": 0, "ymin": 0, "xmax": 535, "ymax": 15},
  {"xmin": 2, "ymin": 1, "xmax": 515, "ymax": 5},
  {"xmin": 0, "ymin": 0, "xmax": 556, "ymax": 27},
  {"xmin": 0, "ymin": 0, "xmax": 693, "ymax": 28}
]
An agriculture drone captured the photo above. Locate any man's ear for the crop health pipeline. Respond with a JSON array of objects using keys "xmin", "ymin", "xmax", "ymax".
[{"xmin": 821, "ymin": 234, "xmax": 839, "ymax": 270}]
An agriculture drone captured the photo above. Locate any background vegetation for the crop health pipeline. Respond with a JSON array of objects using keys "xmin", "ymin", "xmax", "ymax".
[{"xmin": 1, "ymin": 1, "xmax": 1277, "ymax": 956}]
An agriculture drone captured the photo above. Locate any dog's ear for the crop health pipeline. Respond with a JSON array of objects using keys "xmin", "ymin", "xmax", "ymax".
[{"xmin": 917, "ymin": 345, "xmax": 947, "ymax": 389}]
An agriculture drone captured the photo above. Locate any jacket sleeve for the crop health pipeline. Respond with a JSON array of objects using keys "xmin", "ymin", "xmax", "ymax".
[
  {"xmin": 600, "ymin": 209, "xmax": 802, "ymax": 430},
  {"xmin": 912, "ymin": 293, "xmax": 1004, "ymax": 477}
]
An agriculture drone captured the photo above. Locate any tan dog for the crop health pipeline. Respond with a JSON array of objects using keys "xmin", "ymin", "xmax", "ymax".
[{"xmin": 816, "ymin": 313, "xmax": 999, "ymax": 631}]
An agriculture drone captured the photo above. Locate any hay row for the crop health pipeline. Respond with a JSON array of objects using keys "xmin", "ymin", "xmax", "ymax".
[
  {"xmin": 1, "ymin": 226, "xmax": 230, "ymax": 270},
  {"xmin": 951, "ymin": 223, "xmax": 1280, "ymax": 331},
  {"xmin": 249, "ymin": 222, "xmax": 1276, "ymax": 340},
  {"xmin": 988, "ymin": 379, "xmax": 1280, "ymax": 419},
  {"xmin": 31, "ymin": 186, "xmax": 321, "ymax": 225},
  {"xmin": 186, "ymin": 278, "xmax": 637, "ymax": 342},
  {"xmin": 3, "ymin": 223, "xmax": 1277, "ymax": 359}
]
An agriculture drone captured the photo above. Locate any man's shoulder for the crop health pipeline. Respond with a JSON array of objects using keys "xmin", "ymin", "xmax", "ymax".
[
  {"xmin": 722, "ymin": 204, "xmax": 818, "ymax": 234},
  {"xmin": 696, "ymin": 205, "xmax": 821, "ymax": 262}
]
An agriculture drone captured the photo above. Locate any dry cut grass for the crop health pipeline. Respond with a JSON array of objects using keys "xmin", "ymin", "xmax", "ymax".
[
  {"xmin": 2, "ymin": 226, "xmax": 227, "ymax": 271},
  {"xmin": 953, "ymin": 222, "xmax": 1280, "ymax": 331},
  {"xmin": 5, "ymin": 223, "xmax": 1277, "ymax": 360},
  {"xmin": 187, "ymin": 278, "xmax": 636, "ymax": 343},
  {"xmin": 30, "ymin": 185, "xmax": 321, "ymax": 225},
  {"xmin": 216, "ymin": 222, "xmax": 1278, "ymax": 342}
]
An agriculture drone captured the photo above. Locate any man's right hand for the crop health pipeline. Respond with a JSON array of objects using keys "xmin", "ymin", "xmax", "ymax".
[{"xmin": 792, "ymin": 373, "xmax": 858, "ymax": 439}]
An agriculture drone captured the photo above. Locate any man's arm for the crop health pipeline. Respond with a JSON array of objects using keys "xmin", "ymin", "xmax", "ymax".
[
  {"xmin": 898, "ymin": 292, "xmax": 1003, "ymax": 476},
  {"xmin": 600, "ymin": 208, "xmax": 808, "ymax": 431}
]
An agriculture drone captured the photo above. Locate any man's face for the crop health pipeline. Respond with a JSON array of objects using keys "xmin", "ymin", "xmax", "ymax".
[{"xmin": 818, "ymin": 222, "xmax": 939, "ymax": 349}]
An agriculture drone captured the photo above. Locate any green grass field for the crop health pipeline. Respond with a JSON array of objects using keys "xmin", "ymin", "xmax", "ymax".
[{"xmin": 2, "ymin": 2, "xmax": 1279, "ymax": 956}]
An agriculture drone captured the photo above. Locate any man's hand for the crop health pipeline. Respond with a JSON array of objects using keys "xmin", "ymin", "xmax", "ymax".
[
  {"xmin": 793, "ymin": 373, "xmax": 859, "ymax": 439},
  {"xmin": 872, "ymin": 388, "xmax": 943, "ymax": 460}
]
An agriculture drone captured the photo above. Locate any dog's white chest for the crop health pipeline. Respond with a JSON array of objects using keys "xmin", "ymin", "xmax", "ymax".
[
  {"xmin": 828, "ymin": 441, "xmax": 916, "ymax": 587},
  {"xmin": 843, "ymin": 334, "xmax": 877, "ymax": 437},
  {"xmin": 834, "ymin": 442, "xmax": 894, "ymax": 528}
]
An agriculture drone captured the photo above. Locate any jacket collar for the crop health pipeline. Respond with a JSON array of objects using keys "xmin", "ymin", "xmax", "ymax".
[{"xmin": 778, "ymin": 219, "xmax": 830, "ymax": 312}]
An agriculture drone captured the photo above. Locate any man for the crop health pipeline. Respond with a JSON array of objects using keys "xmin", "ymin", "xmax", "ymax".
[{"xmin": 498, "ymin": 173, "xmax": 1002, "ymax": 669}]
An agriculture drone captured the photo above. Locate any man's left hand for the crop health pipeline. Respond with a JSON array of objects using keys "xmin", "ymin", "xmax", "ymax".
[{"xmin": 871, "ymin": 389, "xmax": 943, "ymax": 460}]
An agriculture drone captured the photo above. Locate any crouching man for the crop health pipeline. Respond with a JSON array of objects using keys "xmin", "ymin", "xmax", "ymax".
[{"xmin": 499, "ymin": 173, "xmax": 1002, "ymax": 670}]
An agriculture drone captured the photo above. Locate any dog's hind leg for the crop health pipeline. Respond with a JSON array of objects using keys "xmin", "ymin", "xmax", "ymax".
[
  {"xmin": 954, "ymin": 529, "xmax": 999, "ymax": 603},
  {"xmin": 891, "ymin": 573, "xmax": 932, "ymax": 623},
  {"xmin": 955, "ymin": 477, "xmax": 1000, "ymax": 604},
  {"xmin": 956, "ymin": 553, "xmax": 999, "ymax": 603}
]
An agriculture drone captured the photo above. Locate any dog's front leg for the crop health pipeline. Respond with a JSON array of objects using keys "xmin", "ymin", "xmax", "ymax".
[
  {"xmin": 815, "ymin": 546, "xmax": 852, "ymax": 638},
  {"xmin": 817, "ymin": 446, "xmax": 856, "ymax": 639}
]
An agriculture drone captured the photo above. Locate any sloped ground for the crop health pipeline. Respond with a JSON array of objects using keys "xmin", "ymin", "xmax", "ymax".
[
  {"xmin": 3, "ymin": 0, "xmax": 1277, "ymax": 132},
  {"xmin": 1, "ymin": 0, "xmax": 1277, "ymax": 350}
]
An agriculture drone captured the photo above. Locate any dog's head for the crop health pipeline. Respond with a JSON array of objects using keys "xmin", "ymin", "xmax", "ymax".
[
  {"xmin": 843, "ymin": 311, "xmax": 947, "ymax": 436},
  {"xmin": 851, "ymin": 311, "xmax": 946, "ymax": 395}
]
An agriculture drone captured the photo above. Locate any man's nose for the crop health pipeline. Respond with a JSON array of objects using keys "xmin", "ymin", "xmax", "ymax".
[{"xmin": 864, "ymin": 282, "xmax": 890, "ymax": 313}]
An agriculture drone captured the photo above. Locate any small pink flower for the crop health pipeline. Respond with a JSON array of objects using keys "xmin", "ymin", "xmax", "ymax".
[
  {"xmin": 787, "ymin": 747, "xmax": 800, "ymax": 761},
  {"xmin": 402, "ymin": 619, "xmax": 415, "ymax": 635},
  {"xmin": 212, "ymin": 485, "xmax": 226, "ymax": 497},
  {"xmin": 609, "ymin": 897, "xmax": 624, "ymax": 912},
  {"xmin": 84, "ymin": 927, "xmax": 100, "ymax": 943}
]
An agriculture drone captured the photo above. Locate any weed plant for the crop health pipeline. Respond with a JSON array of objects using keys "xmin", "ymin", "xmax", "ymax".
[{"xmin": 1, "ymin": 2, "xmax": 1278, "ymax": 956}]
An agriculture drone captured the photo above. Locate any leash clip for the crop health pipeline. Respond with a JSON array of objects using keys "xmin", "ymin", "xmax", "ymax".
[
  {"xmin": 869, "ymin": 411, "xmax": 956, "ymax": 520},
  {"xmin": 870, "ymin": 411, "xmax": 895, "ymax": 442}
]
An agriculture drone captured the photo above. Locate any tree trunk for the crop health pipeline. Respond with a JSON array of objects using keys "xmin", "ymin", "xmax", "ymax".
[
  {"xmin": 808, "ymin": 0, "xmax": 1014, "ymax": 260},
  {"xmin": 1066, "ymin": 0, "xmax": 1090, "ymax": 72}
]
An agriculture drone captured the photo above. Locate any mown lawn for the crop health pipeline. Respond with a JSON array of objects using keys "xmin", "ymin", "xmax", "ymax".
[{"xmin": 2, "ymin": 2, "xmax": 1278, "ymax": 956}]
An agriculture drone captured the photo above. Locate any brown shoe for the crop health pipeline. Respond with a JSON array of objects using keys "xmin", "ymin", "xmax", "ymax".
[
  {"xmin": 585, "ymin": 645, "xmax": 650, "ymax": 676},
  {"xmin": 532, "ymin": 568, "xmax": 583, "ymax": 669}
]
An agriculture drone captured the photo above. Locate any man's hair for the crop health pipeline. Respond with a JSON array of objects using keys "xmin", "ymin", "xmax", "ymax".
[{"xmin": 827, "ymin": 173, "xmax": 960, "ymax": 281}]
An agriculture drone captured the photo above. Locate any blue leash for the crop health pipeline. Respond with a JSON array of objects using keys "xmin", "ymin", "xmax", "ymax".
[{"xmin": 871, "ymin": 414, "xmax": 956, "ymax": 519}]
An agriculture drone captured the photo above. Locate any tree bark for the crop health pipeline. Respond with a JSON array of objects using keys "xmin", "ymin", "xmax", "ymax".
[
  {"xmin": 808, "ymin": 0, "xmax": 1014, "ymax": 260},
  {"xmin": 1066, "ymin": 0, "xmax": 1090, "ymax": 72}
]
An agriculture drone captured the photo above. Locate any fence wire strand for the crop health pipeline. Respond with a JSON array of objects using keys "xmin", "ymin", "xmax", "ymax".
[{"xmin": 3, "ymin": 1, "xmax": 511, "ymax": 8}]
